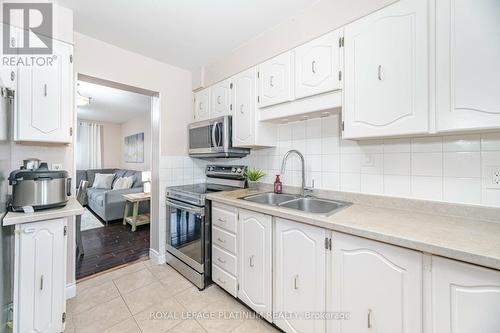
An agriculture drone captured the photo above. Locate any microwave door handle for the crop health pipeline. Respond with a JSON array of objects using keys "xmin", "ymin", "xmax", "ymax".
[
  {"xmin": 166, "ymin": 198, "xmax": 204, "ymax": 216},
  {"xmin": 211, "ymin": 122, "xmax": 218, "ymax": 148},
  {"xmin": 217, "ymin": 123, "xmax": 223, "ymax": 147}
]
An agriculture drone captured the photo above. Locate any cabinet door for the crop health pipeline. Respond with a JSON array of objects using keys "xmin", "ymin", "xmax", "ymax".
[
  {"xmin": 15, "ymin": 219, "xmax": 67, "ymax": 333},
  {"xmin": 343, "ymin": 0, "xmax": 429, "ymax": 139},
  {"xmin": 238, "ymin": 209, "xmax": 272, "ymax": 319},
  {"xmin": 432, "ymin": 256, "xmax": 500, "ymax": 333},
  {"xmin": 294, "ymin": 29, "xmax": 342, "ymax": 99},
  {"xmin": 275, "ymin": 218, "xmax": 326, "ymax": 333},
  {"xmin": 258, "ymin": 51, "xmax": 293, "ymax": 108},
  {"xmin": 16, "ymin": 39, "xmax": 73, "ymax": 143},
  {"xmin": 211, "ymin": 79, "xmax": 232, "ymax": 117},
  {"xmin": 436, "ymin": 0, "xmax": 500, "ymax": 132},
  {"xmin": 194, "ymin": 88, "xmax": 210, "ymax": 121},
  {"xmin": 232, "ymin": 67, "xmax": 256, "ymax": 147},
  {"xmin": 331, "ymin": 232, "xmax": 422, "ymax": 333}
]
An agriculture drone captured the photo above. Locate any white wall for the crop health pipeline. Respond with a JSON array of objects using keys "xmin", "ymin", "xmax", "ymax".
[
  {"xmin": 202, "ymin": 0, "xmax": 397, "ymax": 86},
  {"xmin": 121, "ymin": 113, "xmax": 151, "ymax": 171},
  {"xmin": 101, "ymin": 121, "xmax": 122, "ymax": 169},
  {"xmin": 73, "ymin": 32, "xmax": 193, "ymax": 264}
]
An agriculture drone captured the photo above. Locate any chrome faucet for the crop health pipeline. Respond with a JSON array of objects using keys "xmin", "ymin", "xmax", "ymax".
[{"xmin": 280, "ymin": 150, "xmax": 312, "ymax": 197}]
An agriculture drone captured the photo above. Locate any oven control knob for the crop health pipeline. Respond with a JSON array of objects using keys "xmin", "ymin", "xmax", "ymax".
[
  {"xmin": 236, "ymin": 168, "xmax": 242, "ymax": 173},
  {"xmin": 231, "ymin": 167, "xmax": 236, "ymax": 173}
]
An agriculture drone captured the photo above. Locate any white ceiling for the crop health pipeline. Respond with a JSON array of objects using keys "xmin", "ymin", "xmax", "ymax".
[
  {"xmin": 55, "ymin": 0, "xmax": 320, "ymax": 70},
  {"xmin": 76, "ymin": 81, "xmax": 151, "ymax": 124}
]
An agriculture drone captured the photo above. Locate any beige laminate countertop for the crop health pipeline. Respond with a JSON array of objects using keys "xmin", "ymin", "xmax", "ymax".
[
  {"xmin": 3, "ymin": 198, "xmax": 84, "ymax": 226},
  {"xmin": 207, "ymin": 189, "xmax": 500, "ymax": 271}
]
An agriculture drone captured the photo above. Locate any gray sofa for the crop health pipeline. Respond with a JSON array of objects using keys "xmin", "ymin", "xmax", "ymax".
[{"xmin": 76, "ymin": 169, "xmax": 149, "ymax": 223}]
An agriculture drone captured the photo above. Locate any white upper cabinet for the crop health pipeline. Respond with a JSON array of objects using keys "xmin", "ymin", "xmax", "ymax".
[
  {"xmin": 237, "ymin": 209, "xmax": 272, "ymax": 320},
  {"xmin": 258, "ymin": 51, "xmax": 293, "ymax": 108},
  {"xmin": 275, "ymin": 218, "xmax": 326, "ymax": 333},
  {"xmin": 331, "ymin": 232, "xmax": 422, "ymax": 333},
  {"xmin": 342, "ymin": 0, "xmax": 429, "ymax": 139},
  {"xmin": 211, "ymin": 78, "xmax": 232, "ymax": 117},
  {"xmin": 15, "ymin": 39, "xmax": 73, "ymax": 143},
  {"xmin": 14, "ymin": 219, "xmax": 67, "ymax": 333},
  {"xmin": 194, "ymin": 88, "xmax": 210, "ymax": 121},
  {"xmin": 432, "ymin": 256, "xmax": 500, "ymax": 333},
  {"xmin": 436, "ymin": 0, "xmax": 500, "ymax": 132},
  {"xmin": 294, "ymin": 29, "xmax": 342, "ymax": 100},
  {"xmin": 232, "ymin": 67, "xmax": 276, "ymax": 148}
]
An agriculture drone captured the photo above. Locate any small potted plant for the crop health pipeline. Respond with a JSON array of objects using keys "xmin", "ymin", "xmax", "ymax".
[{"xmin": 244, "ymin": 168, "xmax": 266, "ymax": 190}]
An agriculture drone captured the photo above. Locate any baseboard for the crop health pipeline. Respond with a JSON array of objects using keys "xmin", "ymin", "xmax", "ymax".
[
  {"xmin": 66, "ymin": 282, "xmax": 76, "ymax": 299},
  {"xmin": 149, "ymin": 248, "xmax": 166, "ymax": 264}
]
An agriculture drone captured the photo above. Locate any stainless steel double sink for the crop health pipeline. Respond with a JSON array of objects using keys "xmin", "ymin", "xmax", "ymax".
[{"xmin": 240, "ymin": 192, "xmax": 351, "ymax": 216}]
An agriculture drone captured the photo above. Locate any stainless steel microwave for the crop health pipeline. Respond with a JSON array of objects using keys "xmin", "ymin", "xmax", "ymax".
[{"xmin": 188, "ymin": 116, "xmax": 250, "ymax": 158}]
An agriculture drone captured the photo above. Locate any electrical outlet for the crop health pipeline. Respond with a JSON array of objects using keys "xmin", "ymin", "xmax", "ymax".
[
  {"xmin": 485, "ymin": 166, "xmax": 500, "ymax": 189},
  {"xmin": 52, "ymin": 163, "xmax": 63, "ymax": 170}
]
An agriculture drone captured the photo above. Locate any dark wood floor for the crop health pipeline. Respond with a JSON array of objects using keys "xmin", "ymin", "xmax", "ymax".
[{"xmin": 76, "ymin": 209, "xmax": 150, "ymax": 280}]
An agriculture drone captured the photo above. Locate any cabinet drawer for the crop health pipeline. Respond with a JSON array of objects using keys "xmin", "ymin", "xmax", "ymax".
[
  {"xmin": 213, "ymin": 264, "xmax": 237, "ymax": 297},
  {"xmin": 212, "ymin": 203, "xmax": 237, "ymax": 234},
  {"xmin": 212, "ymin": 226, "xmax": 237, "ymax": 254},
  {"xmin": 212, "ymin": 245, "xmax": 237, "ymax": 276}
]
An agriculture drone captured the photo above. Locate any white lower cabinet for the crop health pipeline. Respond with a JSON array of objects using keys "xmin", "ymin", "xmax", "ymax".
[
  {"xmin": 274, "ymin": 218, "xmax": 327, "ymax": 333},
  {"xmin": 14, "ymin": 219, "xmax": 67, "ymax": 333},
  {"xmin": 330, "ymin": 232, "xmax": 423, "ymax": 333},
  {"xmin": 432, "ymin": 256, "xmax": 500, "ymax": 333},
  {"xmin": 237, "ymin": 209, "xmax": 272, "ymax": 319}
]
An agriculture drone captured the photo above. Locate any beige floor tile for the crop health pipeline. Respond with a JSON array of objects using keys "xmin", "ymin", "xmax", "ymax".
[
  {"xmin": 232, "ymin": 319, "xmax": 280, "ymax": 333},
  {"xmin": 77, "ymin": 262, "xmax": 146, "ymax": 292},
  {"xmin": 195, "ymin": 295, "xmax": 250, "ymax": 333},
  {"xmin": 73, "ymin": 297, "xmax": 132, "ymax": 333},
  {"xmin": 67, "ymin": 281, "xmax": 120, "ymax": 314},
  {"xmin": 134, "ymin": 297, "xmax": 186, "ymax": 333},
  {"xmin": 63, "ymin": 313, "xmax": 75, "ymax": 333},
  {"xmin": 159, "ymin": 270, "xmax": 194, "ymax": 294},
  {"xmin": 174, "ymin": 285, "xmax": 227, "ymax": 312},
  {"xmin": 123, "ymin": 281, "xmax": 180, "ymax": 315},
  {"xmin": 147, "ymin": 263, "xmax": 179, "ymax": 280},
  {"xmin": 114, "ymin": 268, "xmax": 157, "ymax": 294},
  {"xmin": 103, "ymin": 317, "xmax": 142, "ymax": 333},
  {"xmin": 167, "ymin": 319, "xmax": 206, "ymax": 333}
]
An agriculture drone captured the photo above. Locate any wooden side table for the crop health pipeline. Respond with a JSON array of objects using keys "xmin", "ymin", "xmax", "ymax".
[{"xmin": 122, "ymin": 192, "xmax": 151, "ymax": 232}]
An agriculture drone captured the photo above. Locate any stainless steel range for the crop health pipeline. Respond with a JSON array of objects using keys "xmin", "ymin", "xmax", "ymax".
[{"xmin": 165, "ymin": 164, "xmax": 246, "ymax": 289}]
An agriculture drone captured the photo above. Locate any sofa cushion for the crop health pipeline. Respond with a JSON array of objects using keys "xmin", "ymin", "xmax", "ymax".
[
  {"xmin": 86, "ymin": 169, "xmax": 115, "ymax": 187},
  {"xmin": 87, "ymin": 188, "xmax": 106, "ymax": 207},
  {"xmin": 93, "ymin": 173, "xmax": 115, "ymax": 189}
]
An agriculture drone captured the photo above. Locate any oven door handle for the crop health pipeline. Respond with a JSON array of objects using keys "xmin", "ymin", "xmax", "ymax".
[{"xmin": 166, "ymin": 198, "xmax": 205, "ymax": 216}]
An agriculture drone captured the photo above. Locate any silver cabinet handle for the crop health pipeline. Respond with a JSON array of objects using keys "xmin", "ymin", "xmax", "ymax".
[
  {"xmin": 249, "ymin": 255, "xmax": 255, "ymax": 267},
  {"xmin": 294, "ymin": 275, "xmax": 299, "ymax": 290},
  {"xmin": 40, "ymin": 275, "xmax": 44, "ymax": 290},
  {"xmin": 217, "ymin": 218, "xmax": 226, "ymax": 223},
  {"xmin": 217, "ymin": 237, "xmax": 225, "ymax": 243},
  {"xmin": 217, "ymin": 277, "xmax": 226, "ymax": 284},
  {"xmin": 217, "ymin": 95, "xmax": 222, "ymax": 104},
  {"xmin": 199, "ymin": 101, "xmax": 204, "ymax": 110},
  {"xmin": 44, "ymin": 84, "xmax": 47, "ymax": 97},
  {"xmin": 217, "ymin": 257, "xmax": 226, "ymax": 264},
  {"xmin": 312, "ymin": 60, "xmax": 317, "ymax": 73},
  {"xmin": 377, "ymin": 65, "xmax": 382, "ymax": 81},
  {"xmin": 10, "ymin": 71, "xmax": 15, "ymax": 81},
  {"xmin": 269, "ymin": 75, "xmax": 275, "ymax": 87},
  {"xmin": 10, "ymin": 37, "xmax": 15, "ymax": 47},
  {"xmin": 240, "ymin": 104, "xmax": 244, "ymax": 114},
  {"xmin": 367, "ymin": 309, "xmax": 373, "ymax": 328}
]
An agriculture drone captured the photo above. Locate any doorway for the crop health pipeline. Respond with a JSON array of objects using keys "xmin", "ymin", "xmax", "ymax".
[{"xmin": 73, "ymin": 74, "xmax": 160, "ymax": 279}]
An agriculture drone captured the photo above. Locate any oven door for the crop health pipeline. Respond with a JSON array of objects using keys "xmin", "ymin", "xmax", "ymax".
[{"xmin": 165, "ymin": 198, "xmax": 206, "ymax": 273}]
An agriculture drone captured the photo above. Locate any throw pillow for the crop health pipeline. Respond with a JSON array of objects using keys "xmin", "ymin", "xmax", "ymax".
[
  {"xmin": 92, "ymin": 173, "xmax": 115, "ymax": 189},
  {"xmin": 113, "ymin": 176, "xmax": 134, "ymax": 190}
]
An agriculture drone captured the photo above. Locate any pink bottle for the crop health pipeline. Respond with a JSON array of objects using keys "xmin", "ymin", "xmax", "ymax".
[{"xmin": 274, "ymin": 175, "xmax": 283, "ymax": 194}]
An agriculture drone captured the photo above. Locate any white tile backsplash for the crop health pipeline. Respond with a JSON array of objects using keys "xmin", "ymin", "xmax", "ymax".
[
  {"xmin": 237, "ymin": 115, "xmax": 500, "ymax": 207},
  {"xmin": 160, "ymin": 116, "xmax": 500, "ymax": 207}
]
